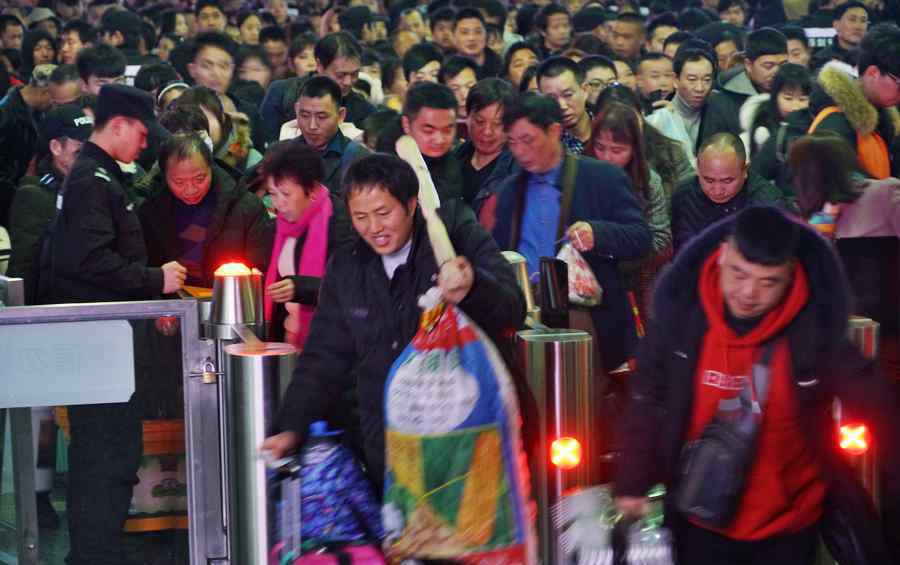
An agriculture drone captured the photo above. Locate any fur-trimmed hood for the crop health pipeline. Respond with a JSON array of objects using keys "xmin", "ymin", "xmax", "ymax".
[
  {"xmin": 653, "ymin": 210, "xmax": 853, "ymax": 369},
  {"xmin": 739, "ymin": 92, "xmax": 770, "ymax": 132},
  {"xmin": 815, "ymin": 61, "xmax": 881, "ymax": 136}
]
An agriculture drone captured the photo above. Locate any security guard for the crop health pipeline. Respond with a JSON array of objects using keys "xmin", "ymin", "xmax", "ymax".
[{"xmin": 41, "ymin": 84, "xmax": 187, "ymax": 565}]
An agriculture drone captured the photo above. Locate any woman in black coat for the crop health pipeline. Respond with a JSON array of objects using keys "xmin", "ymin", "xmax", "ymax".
[{"xmin": 138, "ymin": 132, "xmax": 273, "ymax": 288}]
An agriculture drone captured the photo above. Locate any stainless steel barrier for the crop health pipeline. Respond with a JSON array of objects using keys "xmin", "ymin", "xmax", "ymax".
[
  {"xmin": 225, "ymin": 342, "xmax": 297, "ymax": 564},
  {"xmin": 518, "ymin": 328, "xmax": 594, "ymax": 565}
]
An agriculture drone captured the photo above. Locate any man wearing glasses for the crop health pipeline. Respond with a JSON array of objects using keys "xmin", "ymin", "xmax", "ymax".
[
  {"xmin": 808, "ymin": 23, "xmax": 900, "ymax": 178},
  {"xmin": 579, "ymin": 55, "xmax": 618, "ymax": 109}
]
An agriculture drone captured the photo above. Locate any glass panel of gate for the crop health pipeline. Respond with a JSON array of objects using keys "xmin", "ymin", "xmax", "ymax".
[{"xmin": 0, "ymin": 311, "xmax": 190, "ymax": 565}]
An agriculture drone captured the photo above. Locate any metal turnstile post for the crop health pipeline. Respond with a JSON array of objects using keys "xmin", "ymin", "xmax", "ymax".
[
  {"xmin": 518, "ymin": 329, "xmax": 594, "ymax": 565},
  {"xmin": 224, "ymin": 342, "xmax": 297, "ymax": 564}
]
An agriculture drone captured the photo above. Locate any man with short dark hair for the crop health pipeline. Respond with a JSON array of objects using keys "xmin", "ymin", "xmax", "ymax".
[
  {"xmin": 0, "ymin": 64, "xmax": 55, "ymax": 226},
  {"xmin": 453, "ymin": 8, "xmax": 503, "ymax": 78},
  {"xmin": 262, "ymin": 32, "xmax": 376, "ymax": 145},
  {"xmin": 579, "ymin": 54, "xmax": 617, "ymax": 107},
  {"xmin": 715, "ymin": 27, "xmax": 788, "ymax": 114},
  {"xmin": 611, "ymin": 12, "xmax": 645, "ymax": 63},
  {"xmin": 440, "ymin": 55, "xmax": 478, "ymax": 119},
  {"xmin": 453, "ymin": 77, "xmax": 520, "ymax": 211},
  {"xmin": 196, "ymin": 0, "xmax": 227, "ymax": 33},
  {"xmin": 0, "ymin": 14, "xmax": 24, "ymax": 50},
  {"xmin": 535, "ymin": 3, "xmax": 572, "ymax": 59},
  {"xmin": 648, "ymin": 45, "xmax": 736, "ymax": 163},
  {"xmin": 100, "ymin": 8, "xmax": 158, "ymax": 66},
  {"xmin": 402, "ymin": 81, "xmax": 463, "ymax": 201},
  {"xmin": 260, "ymin": 25, "xmax": 289, "ymax": 77},
  {"xmin": 491, "ymin": 92, "xmax": 651, "ymax": 373},
  {"xmin": 616, "ymin": 205, "xmax": 897, "ymax": 565},
  {"xmin": 338, "ymin": 6, "xmax": 381, "ymax": 46},
  {"xmin": 663, "ymin": 30, "xmax": 694, "ymax": 59},
  {"xmin": 263, "ymin": 152, "xmax": 525, "ymax": 493},
  {"xmin": 537, "ymin": 56, "xmax": 592, "ymax": 154},
  {"xmin": 636, "ymin": 52, "xmax": 674, "ymax": 112},
  {"xmin": 780, "ymin": 25, "xmax": 811, "ymax": 68},
  {"xmin": 43, "ymin": 84, "xmax": 186, "ymax": 565},
  {"xmin": 430, "ymin": 7, "xmax": 456, "ymax": 52},
  {"xmin": 59, "ymin": 19, "xmax": 95, "ymax": 65},
  {"xmin": 810, "ymin": 1, "xmax": 870, "ymax": 71},
  {"xmin": 75, "ymin": 43, "xmax": 126, "ymax": 95},
  {"xmin": 671, "ymin": 133, "xmax": 784, "ymax": 251},
  {"xmin": 645, "ymin": 11, "xmax": 678, "ymax": 53},
  {"xmin": 717, "ymin": 0, "xmax": 747, "ymax": 27},
  {"xmin": 292, "ymin": 75, "xmax": 370, "ymax": 194}
]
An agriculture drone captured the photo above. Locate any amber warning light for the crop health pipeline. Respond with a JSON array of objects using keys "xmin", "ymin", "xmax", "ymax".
[
  {"xmin": 551, "ymin": 437, "xmax": 582, "ymax": 470},
  {"xmin": 839, "ymin": 424, "xmax": 870, "ymax": 455},
  {"xmin": 215, "ymin": 262, "xmax": 252, "ymax": 277}
]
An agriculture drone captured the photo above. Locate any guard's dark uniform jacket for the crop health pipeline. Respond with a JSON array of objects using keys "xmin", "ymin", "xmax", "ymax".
[{"xmin": 42, "ymin": 141, "xmax": 163, "ymax": 304}]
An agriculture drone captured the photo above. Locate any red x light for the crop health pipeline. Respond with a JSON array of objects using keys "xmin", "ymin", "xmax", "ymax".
[
  {"xmin": 551, "ymin": 437, "xmax": 582, "ymax": 470},
  {"xmin": 839, "ymin": 424, "xmax": 870, "ymax": 456}
]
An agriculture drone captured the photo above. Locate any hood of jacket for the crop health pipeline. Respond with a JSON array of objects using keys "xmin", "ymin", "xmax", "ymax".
[
  {"xmin": 719, "ymin": 67, "xmax": 758, "ymax": 98},
  {"xmin": 812, "ymin": 60, "xmax": 900, "ymax": 139},
  {"xmin": 739, "ymin": 92, "xmax": 771, "ymax": 132},
  {"xmin": 216, "ymin": 112, "xmax": 254, "ymax": 168},
  {"xmin": 652, "ymin": 211, "xmax": 852, "ymax": 366}
]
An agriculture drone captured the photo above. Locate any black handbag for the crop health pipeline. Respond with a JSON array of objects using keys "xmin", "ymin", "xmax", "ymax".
[{"xmin": 673, "ymin": 341, "xmax": 777, "ymax": 529}]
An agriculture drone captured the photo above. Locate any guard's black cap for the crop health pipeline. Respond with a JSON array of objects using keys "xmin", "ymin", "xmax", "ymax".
[
  {"xmin": 95, "ymin": 84, "xmax": 167, "ymax": 138},
  {"xmin": 38, "ymin": 104, "xmax": 93, "ymax": 156}
]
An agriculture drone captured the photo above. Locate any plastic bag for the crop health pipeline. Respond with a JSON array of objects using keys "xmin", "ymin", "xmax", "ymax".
[
  {"xmin": 556, "ymin": 243, "xmax": 602, "ymax": 307},
  {"xmin": 382, "ymin": 289, "xmax": 535, "ymax": 565}
]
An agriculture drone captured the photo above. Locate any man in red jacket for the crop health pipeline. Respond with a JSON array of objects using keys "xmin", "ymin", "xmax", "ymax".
[{"xmin": 615, "ymin": 206, "xmax": 897, "ymax": 564}]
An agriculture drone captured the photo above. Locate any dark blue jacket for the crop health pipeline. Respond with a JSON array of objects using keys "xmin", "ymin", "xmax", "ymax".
[{"xmin": 491, "ymin": 153, "xmax": 652, "ymax": 371}]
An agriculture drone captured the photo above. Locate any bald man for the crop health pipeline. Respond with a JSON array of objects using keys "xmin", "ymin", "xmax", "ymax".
[{"xmin": 671, "ymin": 133, "xmax": 786, "ymax": 252}]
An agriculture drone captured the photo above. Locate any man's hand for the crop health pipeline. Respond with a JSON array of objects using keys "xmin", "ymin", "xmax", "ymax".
[
  {"xmin": 438, "ymin": 256, "xmax": 475, "ymax": 304},
  {"xmin": 161, "ymin": 261, "xmax": 187, "ymax": 294},
  {"xmin": 567, "ymin": 221, "xmax": 595, "ymax": 252},
  {"xmin": 266, "ymin": 278, "xmax": 295, "ymax": 303},
  {"xmin": 260, "ymin": 430, "xmax": 299, "ymax": 459},
  {"xmin": 615, "ymin": 496, "xmax": 649, "ymax": 519}
]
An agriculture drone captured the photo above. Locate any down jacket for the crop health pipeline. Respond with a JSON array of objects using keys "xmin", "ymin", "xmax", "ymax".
[{"xmin": 138, "ymin": 164, "xmax": 273, "ymax": 288}]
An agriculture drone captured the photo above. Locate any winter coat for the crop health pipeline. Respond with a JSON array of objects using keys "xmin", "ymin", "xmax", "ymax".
[
  {"xmin": 267, "ymin": 193, "xmax": 356, "ymax": 343},
  {"xmin": 0, "ymin": 87, "xmax": 40, "ymax": 226},
  {"xmin": 810, "ymin": 36, "xmax": 856, "ymax": 72},
  {"xmin": 138, "ymin": 164, "xmax": 273, "ymax": 288},
  {"xmin": 671, "ymin": 170, "xmax": 786, "ymax": 252},
  {"xmin": 490, "ymin": 153, "xmax": 653, "ymax": 371},
  {"xmin": 295, "ymin": 130, "xmax": 370, "ymax": 195},
  {"xmin": 644, "ymin": 124, "xmax": 696, "ymax": 198},
  {"xmin": 646, "ymin": 91, "xmax": 741, "ymax": 166},
  {"xmin": 715, "ymin": 67, "xmax": 759, "ymax": 124},
  {"xmin": 7, "ymin": 158, "xmax": 60, "ymax": 285},
  {"xmin": 276, "ymin": 200, "xmax": 525, "ymax": 489},
  {"xmin": 808, "ymin": 62, "xmax": 900, "ymax": 177},
  {"xmin": 738, "ymin": 92, "xmax": 776, "ymax": 159},
  {"xmin": 453, "ymin": 141, "xmax": 521, "ymax": 214},
  {"xmin": 43, "ymin": 142, "xmax": 163, "ymax": 304},
  {"xmin": 614, "ymin": 212, "xmax": 899, "ymax": 536},
  {"xmin": 216, "ymin": 112, "xmax": 264, "ymax": 173},
  {"xmin": 834, "ymin": 176, "xmax": 900, "ymax": 239}
]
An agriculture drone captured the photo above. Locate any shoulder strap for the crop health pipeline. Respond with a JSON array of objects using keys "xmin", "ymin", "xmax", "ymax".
[
  {"xmin": 555, "ymin": 154, "xmax": 579, "ymax": 244},
  {"xmin": 744, "ymin": 339, "xmax": 780, "ymax": 415},
  {"xmin": 808, "ymin": 105, "xmax": 841, "ymax": 134}
]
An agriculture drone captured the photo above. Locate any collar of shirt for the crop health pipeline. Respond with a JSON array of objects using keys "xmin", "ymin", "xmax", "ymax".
[{"xmin": 529, "ymin": 160, "xmax": 564, "ymax": 187}]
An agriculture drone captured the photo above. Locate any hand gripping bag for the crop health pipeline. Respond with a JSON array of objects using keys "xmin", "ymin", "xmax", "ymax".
[{"xmin": 382, "ymin": 289, "xmax": 536, "ymax": 565}]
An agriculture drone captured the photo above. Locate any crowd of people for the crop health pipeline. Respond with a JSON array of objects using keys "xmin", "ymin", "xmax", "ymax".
[{"xmin": 1, "ymin": 0, "xmax": 900, "ymax": 563}]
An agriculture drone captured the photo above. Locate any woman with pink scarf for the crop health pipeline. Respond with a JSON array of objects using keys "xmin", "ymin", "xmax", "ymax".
[{"xmin": 262, "ymin": 140, "xmax": 355, "ymax": 348}]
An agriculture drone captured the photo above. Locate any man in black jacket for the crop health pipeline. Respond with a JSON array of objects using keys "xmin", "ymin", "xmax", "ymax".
[
  {"xmin": 672, "ymin": 133, "xmax": 784, "ymax": 252},
  {"xmin": 262, "ymin": 153, "xmax": 525, "ymax": 490},
  {"xmin": 42, "ymin": 85, "xmax": 186, "ymax": 565},
  {"xmin": 0, "ymin": 63, "xmax": 54, "ymax": 226},
  {"xmin": 615, "ymin": 206, "xmax": 898, "ymax": 565}
]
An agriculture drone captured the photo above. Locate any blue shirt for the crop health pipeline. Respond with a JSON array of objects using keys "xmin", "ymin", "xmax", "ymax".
[{"xmin": 518, "ymin": 163, "xmax": 563, "ymax": 280}]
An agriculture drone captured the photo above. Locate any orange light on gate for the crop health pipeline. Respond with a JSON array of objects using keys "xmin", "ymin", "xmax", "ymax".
[
  {"xmin": 839, "ymin": 424, "xmax": 870, "ymax": 455},
  {"xmin": 215, "ymin": 262, "xmax": 252, "ymax": 277},
  {"xmin": 551, "ymin": 437, "xmax": 582, "ymax": 470}
]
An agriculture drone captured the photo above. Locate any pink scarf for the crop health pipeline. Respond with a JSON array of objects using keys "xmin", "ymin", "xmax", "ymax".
[{"xmin": 264, "ymin": 183, "xmax": 333, "ymax": 348}]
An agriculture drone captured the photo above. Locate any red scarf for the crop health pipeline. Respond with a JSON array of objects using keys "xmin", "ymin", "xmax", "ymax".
[
  {"xmin": 687, "ymin": 247, "xmax": 825, "ymax": 540},
  {"xmin": 264, "ymin": 183, "xmax": 333, "ymax": 349}
]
